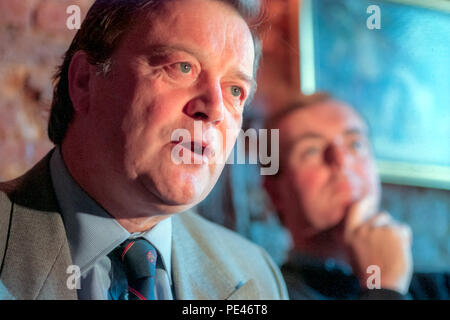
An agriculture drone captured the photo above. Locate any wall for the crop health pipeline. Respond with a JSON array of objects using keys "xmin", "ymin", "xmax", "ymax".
[
  {"xmin": 0, "ymin": 0, "xmax": 94, "ymax": 180},
  {"xmin": 382, "ymin": 184, "xmax": 450, "ymax": 272}
]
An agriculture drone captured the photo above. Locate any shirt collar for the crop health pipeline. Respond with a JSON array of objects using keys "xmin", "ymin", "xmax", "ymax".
[{"xmin": 49, "ymin": 146, "xmax": 172, "ymax": 280}]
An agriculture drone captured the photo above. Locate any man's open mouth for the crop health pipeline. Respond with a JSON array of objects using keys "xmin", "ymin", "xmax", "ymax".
[
  {"xmin": 171, "ymin": 139, "xmax": 214, "ymax": 164},
  {"xmin": 179, "ymin": 141, "xmax": 206, "ymax": 156}
]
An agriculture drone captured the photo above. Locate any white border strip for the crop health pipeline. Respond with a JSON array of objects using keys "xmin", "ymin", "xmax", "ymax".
[
  {"xmin": 299, "ymin": 0, "xmax": 316, "ymax": 95},
  {"xmin": 377, "ymin": 160, "xmax": 450, "ymax": 190}
]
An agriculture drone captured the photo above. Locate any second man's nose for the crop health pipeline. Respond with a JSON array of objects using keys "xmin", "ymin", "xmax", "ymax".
[{"xmin": 324, "ymin": 144, "xmax": 350, "ymax": 169}]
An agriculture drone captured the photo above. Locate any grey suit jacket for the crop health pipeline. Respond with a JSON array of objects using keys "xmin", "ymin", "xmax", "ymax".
[{"xmin": 0, "ymin": 151, "xmax": 288, "ymax": 300}]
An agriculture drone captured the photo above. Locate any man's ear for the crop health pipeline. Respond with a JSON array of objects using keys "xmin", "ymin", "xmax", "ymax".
[{"xmin": 68, "ymin": 51, "xmax": 93, "ymax": 114}]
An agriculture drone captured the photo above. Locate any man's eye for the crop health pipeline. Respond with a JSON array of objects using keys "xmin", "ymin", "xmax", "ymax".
[
  {"xmin": 179, "ymin": 62, "xmax": 192, "ymax": 74},
  {"xmin": 302, "ymin": 147, "xmax": 320, "ymax": 158},
  {"xmin": 350, "ymin": 140, "xmax": 362, "ymax": 150},
  {"xmin": 163, "ymin": 62, "xmax": 197, "ymax": 84},
  {"xmin": 231, "ymin": 86, "xmax": 242, "ymax": 97}
]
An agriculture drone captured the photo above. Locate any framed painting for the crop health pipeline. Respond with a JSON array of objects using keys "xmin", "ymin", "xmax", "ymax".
[{"xmin": 299, "ymin": 0, "xmax": 450, "ymax": 190}]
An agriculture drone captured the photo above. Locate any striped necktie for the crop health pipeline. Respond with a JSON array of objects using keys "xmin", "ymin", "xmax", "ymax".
[{"xmin": 118, "ymin": 238, "xmax": 158, "ymax": 300}]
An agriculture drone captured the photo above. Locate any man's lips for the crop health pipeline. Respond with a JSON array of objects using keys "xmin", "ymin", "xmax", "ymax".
[
  {"xmin": 170, "ymin": 139, "xmax": 214, "ymax": 160},
  {"xmin": 180, "ymin": 141, "xmax": 206, "ymax": 156}
]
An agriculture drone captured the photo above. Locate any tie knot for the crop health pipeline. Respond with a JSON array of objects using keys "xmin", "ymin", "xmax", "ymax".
[{"xmin": 119, "ymin": 238, "xmax": 157, "ymax": 281}]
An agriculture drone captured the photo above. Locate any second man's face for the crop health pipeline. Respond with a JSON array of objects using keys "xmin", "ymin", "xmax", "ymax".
[
  {"xmin": 86, "ymin": 0, "xmax": 255, "ymax": 213},
  {"xmin": 277, "ymin": 101, "xmax": 380, "ymax": 234}
]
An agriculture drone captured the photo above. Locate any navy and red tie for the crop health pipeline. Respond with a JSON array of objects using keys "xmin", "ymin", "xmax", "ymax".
[{"xmin": 118, "ymin": 238, "xmax": 157, "ymax": 300}]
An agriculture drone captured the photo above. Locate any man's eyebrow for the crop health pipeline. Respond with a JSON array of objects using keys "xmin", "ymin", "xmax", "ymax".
[
  {"xmin": 144, "ymin": 45, "xmax": 204, "ymax": 60},
  {"xmin": 288, "ymin": 132, "xmax": 325, "ymax": 147},
  {"xmin": 230, "ymin": 69, "xmax": 256, "ymax": 91},
  {"xmin": 344, "ymin": 128, "xmax": 364, "ymax": 136},
  {"xmin": 144, "ymin": 45, "xmax": 256, "ymax": 90}
]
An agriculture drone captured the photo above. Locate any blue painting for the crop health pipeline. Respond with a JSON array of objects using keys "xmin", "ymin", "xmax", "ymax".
[{"xmin": 309, "ymin": 0, "xmax": 450, "ymax": 171}]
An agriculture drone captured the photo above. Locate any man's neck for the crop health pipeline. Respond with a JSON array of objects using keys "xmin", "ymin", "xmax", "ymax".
[{"xmin": 60, "ymin": 139, "xmax": 168, "ymax": 233}]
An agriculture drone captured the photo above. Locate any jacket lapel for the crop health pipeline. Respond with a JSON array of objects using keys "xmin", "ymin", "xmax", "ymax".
[
  {"xmin": 0, "ymin": 150, "xmax": 77, "ymax": 300},
  {"xmin": 226, "ymin": 279, "xmax": 258, "ymax": 300},
  {"xmin": 170, "ymin": 212, "xmax": 254, "ymax": 300}
]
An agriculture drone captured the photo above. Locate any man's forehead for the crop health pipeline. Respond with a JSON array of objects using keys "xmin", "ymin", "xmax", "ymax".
[
  {"xmin": 279, "ymin": 101, "xmax": 368, "ymax": 142},
  {"xmin": 122, "ymin": 0, "xmax": 255, "ymax": 73},
  {"xmin": 129, "ymin": 1, "xmax": 251, "ymax": 43}
]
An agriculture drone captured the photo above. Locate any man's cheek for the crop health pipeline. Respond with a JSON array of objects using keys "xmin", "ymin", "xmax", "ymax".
[
  {"xmin": 288, "ymin": 170, "xmax": 319, "ymax": 212},
  {"xmin": 296, "ymin": 167, "xmax": 327, "ymax": 193},
  {"xmin": 229, "ymin": 109, "xmax": 243, "ymax": 125},
  {"xmin": 358, "ymin": 161, "xmax": 379, "ymax": 194},
  {"xmin": 221, "ymin": 118, "xmax": 241, "ymax": 153}
]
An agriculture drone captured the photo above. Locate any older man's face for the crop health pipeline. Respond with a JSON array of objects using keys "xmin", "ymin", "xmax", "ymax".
[
  {"xmin": 85, "ymin": 0, "xmax": 255, "ymax": 212},
  {"xmin": 276, "ymin": 101, "xmax": 380, "ymax": 234}
]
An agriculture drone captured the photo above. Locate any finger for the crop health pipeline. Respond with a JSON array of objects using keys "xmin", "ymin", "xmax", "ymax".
[
  {"xmin": 344, "ymin": 195, "xmax": 377, "ymax": 242},
  {"xmin": 368, "ymin": 211, "xmax": 393, "ymax": 227},
  {"xmin": 398, "ymin": 224, "xmax": 413, "ymax": 244}
]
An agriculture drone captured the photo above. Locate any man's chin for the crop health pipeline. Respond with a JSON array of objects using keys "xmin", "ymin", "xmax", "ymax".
[
  {"xmin": 324, "ymin": 204, "xmax": 356, "ymax": 241},
  {"xmin": 156, "ymin": 189, "xmax": 205, "ymax": 208},
  {"xmin": 153, "ymin": 201, "xmax": 199, "ymax": 215},
  {"xmin": 315, "ymin": 207, "xmax": 347, "ymax": 235},
  {"xmin": 137, "ymin": 173, "xmax": 210, "ymax": 212}
]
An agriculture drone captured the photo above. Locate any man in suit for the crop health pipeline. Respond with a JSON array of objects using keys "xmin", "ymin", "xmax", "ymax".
[
  {"xmin": 0, "ymin": 0, "xmax": 288, "ymax": 300},
  {"xmin": 264, "ymin": 93, "xmax": 449, "ymax": 299}
]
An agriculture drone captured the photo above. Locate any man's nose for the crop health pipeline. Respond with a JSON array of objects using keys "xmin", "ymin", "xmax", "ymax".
[
  {"xmin": 324, "ymin": 144, "xmax": 351, "ymax": 169},
  {"xmin": 183, "ymin": 79, "xmax": 225, "ymax": 125}
]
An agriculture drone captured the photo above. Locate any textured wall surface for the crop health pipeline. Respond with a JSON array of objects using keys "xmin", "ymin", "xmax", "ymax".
[{"xmin": 0, "ymin": 0, "xmax": 94, "ymax": 180}]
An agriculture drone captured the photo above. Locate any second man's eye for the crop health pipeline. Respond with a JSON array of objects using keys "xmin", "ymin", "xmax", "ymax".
[
  {"xmin": 350, "ymin": 140, "xmax": 362, "ymax": 150},
  {"xmin": 179, "ymin": 62, "xmax": 192, "ymax": 74},
  {"xmin": 231, "ymin": 86, "xmax": 242, "ymax": 97},
  {"xmin": 302, "ymin": 147, "xmax": 320, "ymax": 158}
]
